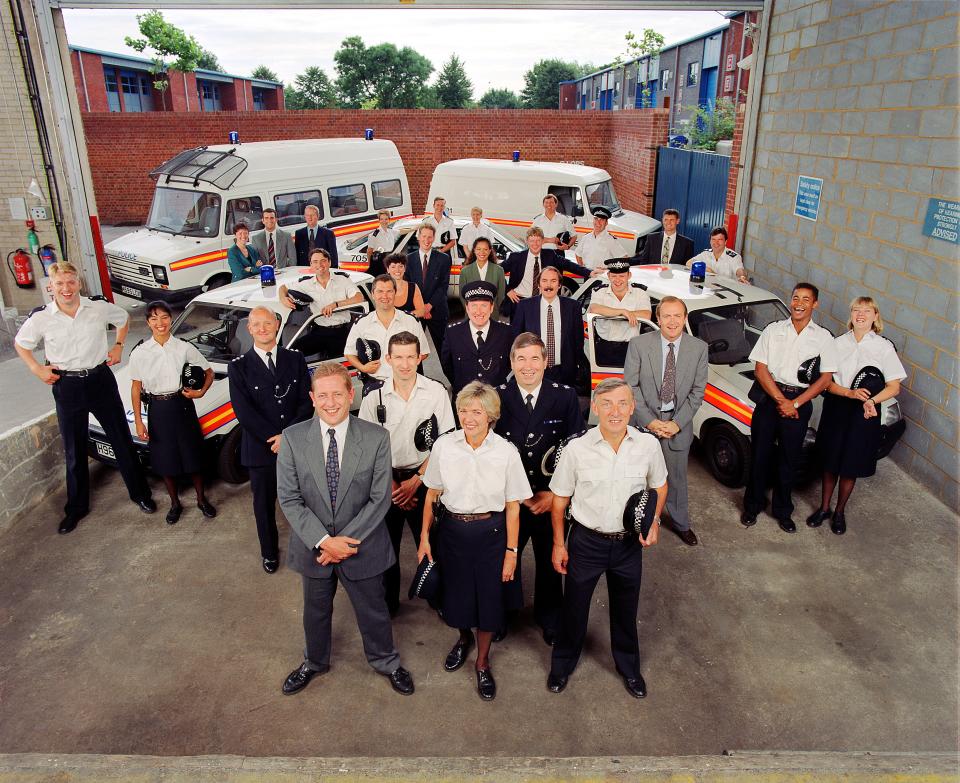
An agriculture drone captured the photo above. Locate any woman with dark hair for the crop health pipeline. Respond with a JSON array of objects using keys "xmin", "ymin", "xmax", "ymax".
[
  {"xmin": 458, "ymin": 237, "xmax": 506, "ymax": 320},
  {"xmin": 129, "ymin": 301, "xmax": 217, "ymax": 524},
  {"xmin": 808, "ymin": 296, "xmax": 906, "ymax": 535},
  {"xmin": 227, "ymin": 222, "xmax": 262, "ymax": 282},
  {"xmin": 385, "ymin": 253, "xmax": 425, "ymax": 318}
]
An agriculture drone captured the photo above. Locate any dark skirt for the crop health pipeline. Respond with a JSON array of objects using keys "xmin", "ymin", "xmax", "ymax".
[
  {"xmin": 437, "ymin": 511, "xmax": 510, "ymax": 632},
  {"xmin": 147, "ymin": 395, "xmax": 204, "ymax": 476},
  {"xmin": 815, "ymin": 393, "xmax": 881, "ymax": 478}
]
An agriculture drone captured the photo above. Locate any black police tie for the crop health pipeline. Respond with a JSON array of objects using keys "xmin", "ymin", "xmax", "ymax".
[
  {"xmin": 326, "ymin": 428, "xmax": 339, "ymax": 512},
  {"xmin": 266, "ymin": 351, "xmax": 276, "ymax": 375},
  {"xmin": 422, "ymin": 252, "xmax": 429, "ymax": 279},
  {"xmin": 525, "ymin": 393, "xmax": 534, "ymax": 415},
  {"xmin": 309, "ymin": 228, "xmax": 316, "ymax": 252},
  {"xmin": 477, "ymin": 330, "xmax": 485, "ymax": 351}
]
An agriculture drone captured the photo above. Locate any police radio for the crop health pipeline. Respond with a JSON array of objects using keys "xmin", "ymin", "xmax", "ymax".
[{"xmin": 376, "ymin": 386, "xmax": 386, "ymax": 424}]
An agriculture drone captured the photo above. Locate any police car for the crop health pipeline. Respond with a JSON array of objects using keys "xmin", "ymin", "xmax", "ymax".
[
  {"xmin": 87, "ymin": 267, "xmax": 374, "ymax": 483},
  {"xmin": 576, "ymin": 265, "xmax": 905, "ymax": 487}
]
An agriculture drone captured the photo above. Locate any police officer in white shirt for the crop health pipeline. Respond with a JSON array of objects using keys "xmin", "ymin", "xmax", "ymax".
[
  {"xmin": 588, "ymin": 257, "xmax": 653, "ymax": 364},
  {"xmin": 366, "ymin": 210, "xmax": 400, "ymax": 276},
  {"xmin": 576, "ymin": 207, "xmax": 622, "ymax": 270},
  {"xmin": 458, "ymin": 207, "xmax": 494, "ymax": 261},
  {"xmin": 424, "ymin": 196, "xmax": 456, "ymax": 253},
  {"xmin": 686, "ymin": 227, "xmax": 748, "ymax": 283},
  {"xmin": 547, "ymin": 378, "xmax": 667, "ymax": 699},
  {"xmin": 14, "ymin": 262, "xmax": 155, "ymax": 534},
  {"xmin": 533, "ymin": 194, "xmax": 577, "ymax": 252},
  {"xmin": 345, "ymin": 274, "xmax": 429, "ymax": 382},
  {"xmin": 742, "ymin": 282, "xmax": 838, "ymax": 533},
  {"xmin": 359, "ymin": 330, "xmax": 455, "ymax": 615}
]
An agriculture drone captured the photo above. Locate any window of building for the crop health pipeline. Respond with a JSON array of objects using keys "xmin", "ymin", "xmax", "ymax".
[
  {"xmin": 372, "ymin": 179, "xmax": 403, "ymax": 209},
  {"xmin": 119, "ymin": 69, "xmax": 153, "ymax": 112},
  {"xmin": 226, "ymin": 196, "xmax": 263, "ymax": 233},
  {"xmin": 661, "ymin": 69, "xmax": 672, "ymax": 90},
  {"xmin": 197, "ymin": 79, "xmax": 222, "ymax": 111},
  {"xmin": 252, "ymin": 88, "xmax": 267, "ymax": 111},
  {"xmin": 274, "ymin": 190, "xmax": 322, "ymax": 226},
  {"xmin": 328, "ymin": 183, "xmax": 368, "ymax": 218},
  {"xmin": 687, "ymin": 62, "xmax": 700, "ymax": 86},
  {"xmin": 103, "ymin": 67, "xmax": 121, "ymax": 112},
  {"xmin": 626, "ymin": 64, "xmax": 637, "ymax": 106}
]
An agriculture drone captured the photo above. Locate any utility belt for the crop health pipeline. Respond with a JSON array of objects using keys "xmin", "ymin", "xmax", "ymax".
[
  {"xmin": 392, "ymin": 465, "xmax": 423, "ymax": 482},
  {"xmin": 53, "ymin": 362, "xmax": 106, "ymax": 378},
  {"xmin": 574, "ymin": 518, "xmax": 631, "ymax": 541},
  {"xmin": 774, "ymin": 382, "xmax": 805, "ymax": 398},
  {"xmin": 146, "ymin": 390, "xmax": 183, "ymax": 401},
  {"xmin": 440, "ymin": 504, "xmax": 493, "ymax": 523}
]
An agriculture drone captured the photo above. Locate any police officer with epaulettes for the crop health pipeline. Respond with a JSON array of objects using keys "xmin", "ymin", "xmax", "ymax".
[
  {"xmin": 14, "ymin": 262, "xmax": 156, "ymax": 534},
  {"xmin": 440, "ymin": 281, "xmax": 512, "ymax": 397},
  {"xmin": 494, "ymin": 331, "xmax": 585, "ymax": 645}
]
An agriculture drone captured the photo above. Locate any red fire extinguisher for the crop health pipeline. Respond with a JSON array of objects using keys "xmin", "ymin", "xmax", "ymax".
[{"xmin": 7, "ymin": 248, "xmax": 35, "ymax": 289}]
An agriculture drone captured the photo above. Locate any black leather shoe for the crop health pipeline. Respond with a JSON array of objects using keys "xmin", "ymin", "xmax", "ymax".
[
  {"xmin": 830, "ymin": 511, "xmax": 846, "ymax": 535},
  {"xmin": 136, "ymin": 497, "xmax": 157, "ymax": 514},
  {"xmin": 444, "ymin": 635, "xmax": 474, "ymax": 672},
  {"xmin": 281, "ymin": 662, "xmax": 327, "ymax": 695},
  {"xmin": 547, "ymin": 672, "xmax": 568, "ymax": 693},
  {"xmin": 623, "ymin": 674, "xmax": 647, "ymax": 699},
  {"xmin": 197, "ymin": 499, "xmax": 217, "ymax": 518},
  {"xmin": 806, "ymin": 509, "xmax": 831, "ymax": 528},
  {"xmin": 262, "ymin": 557, "xmax": 279, "ymax": 574},
  {"xmin": 777, "ymin": 517, "xmax": 797, "ymax": 534},
  {"xmin": 58, "ymin": 515, "xmax": 80, "ymax": 534},
  {"xmin": 387, "ymin": 666, "xmax": 415, "ymax": 695},
  {"xmin": 740, "ymin": 511, "xmax": 757, "ymax": 527},
  {"xmin": 476, "ymin": 667, "xmax": 496, "ymax": 700},
  {"xmin": 166, "ymin": 504, "xmax": 182, "ymax": 525},
  {"xmin": 542, "ymin": 628, "xmax": 557, "ymax": 647},
  {"xmin": 675, "ymin": 527, "xmax": 698, "ymax": 546},
  {"xmin": 492, "ymin": 627, "xmax": 508, "ymax": 643}
]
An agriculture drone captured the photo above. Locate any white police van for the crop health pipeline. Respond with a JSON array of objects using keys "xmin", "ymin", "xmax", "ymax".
[
  {"xmin": 87, "ymin": 268, "xmax": 373, "ymax": 483},
  {"xmin": 575, "ymin": 265, "xmax": 905, "ymax": 487}
]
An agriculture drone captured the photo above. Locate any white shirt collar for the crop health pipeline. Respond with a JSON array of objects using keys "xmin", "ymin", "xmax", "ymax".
[
  {"xmin": 661, "ymin": 333, "xmax": 682, "ymax": 351},
  {"xmin": 517, "ymin": 381, "xmax": 543, "ymax": 408},
  {"xmin": 253, "ymin": 344, "xmax": 279, "ymax": 366}
]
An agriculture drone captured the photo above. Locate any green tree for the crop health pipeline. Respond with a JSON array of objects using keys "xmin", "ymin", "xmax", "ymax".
[
  {"xmin": 250, "ymin": 65, "xmax": 279, "ymax": 82},
  {"xmin": 196, "ymin": 47, "xmax": 222, "ymax": 72},
  {"xmin": 124, "ymin": 11, "xmax": 203, "ymax": 108},
  {"xmin": 478, "ymin": 88, "xmax": 521, "ymax": 109},
  {"xmin": 685, "ymin": 97, "xmax": 736, "ymax": 151},
  {"xmin": 434, "ymin": 54, "xmax": 473, "ymax": 108},
  {"xmin": 521, "ymin": 59, "xmax": 579, "ymax": 109},
  {"xmin": 333, "ymin": 36, "xmax": 433, "ymax": 108},
  {"xmin": 613, "ymin": 28, "xmax": 665, "ymax": 67},
  {"xmin": 284, "ymin": 66, "xmax": 338, "ymax": 109}
]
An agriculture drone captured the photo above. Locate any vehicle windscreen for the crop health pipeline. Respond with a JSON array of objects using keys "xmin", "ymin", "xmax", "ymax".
[
  {"xmin": 146, "ymin": 188, "xmax": 221, "ymax": 237},
  {"xmin": 687, "ymin": 300, "xmax": 790, "ymax": 365},
  {"xmin": 585, "ymin": 180, "xmax": 622, "ymax": 214},
  {"xmin": 173, "ymin": 303, "xmax": 252, "ymax": 362}
]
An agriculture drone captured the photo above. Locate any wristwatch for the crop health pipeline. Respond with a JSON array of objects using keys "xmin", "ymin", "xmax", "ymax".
[
  {"xmin": 792, "ymin": 401, "xmax": 799, "ymax": 409},
  {"xmin": 653, "ymin": 516, "xmax": 661, "ymax": 527},
  {"xmin": 506, "ymin": 546, "xmax": 519, "ymax": 554}
]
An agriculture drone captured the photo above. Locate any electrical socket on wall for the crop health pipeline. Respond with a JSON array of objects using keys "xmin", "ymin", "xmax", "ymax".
[{"xmin": 30, "ymin": 205, "xmax": 48, "ymax": 221}]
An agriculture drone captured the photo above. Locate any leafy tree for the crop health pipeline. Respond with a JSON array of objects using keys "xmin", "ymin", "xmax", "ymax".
[
  {"xmin": 196, "ymin": 47, "xmax": 222, "ymax": 72},
  {"xmin": 124, "ymin": 11, "xmax": 203, "ymax": 108},
  {"xmin": 251, "ymin": 65, "xmax": 279, "ymax": 82},
  {"xmin": 333, "ymin": 36, "xmax": 433, "ymax": 109},
  {"xmin": 614, "ymin": 28, "xmax": 665, "ymax": 66},
  {"xmin": 684, "ymin": 97, "xmax": 736, "ymax": 151},
  {"xmin": 521, "ymin": 59, "xmax": 579, "ymax": 109},
  {"xmin": 284, "ymin": 66, "xmax": 338, "ymax": 109},
  {"xmin": 478, "ymin": 88, "xmax": 521, "ymax": 109},
  {"xmin": 418, "ymin": 85, "xmax": 443, "ymax": 109},
  {"xmin": 434, "ymin": 55, "xmax": 473, "ymax": 108}
]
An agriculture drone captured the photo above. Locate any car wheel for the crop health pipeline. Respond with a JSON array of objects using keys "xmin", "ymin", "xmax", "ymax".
[
  {"xmin": 205, "ymin": 274, "xmax": 232, "ymax": 292},
  {"xmin": 217, "ymin": 427, "xmax": 248, "ymax": 484},
  {"xmin": 703, "ymin": 422, "xmax": 750, "ymax": 488}
]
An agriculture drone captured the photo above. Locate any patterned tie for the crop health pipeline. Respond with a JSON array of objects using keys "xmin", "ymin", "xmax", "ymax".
[
  {"xmin": 660, "ymin": 342, "xmax": 676, "ymax": 409},
  {"xmin": 266, "ymin": 350, "xmax": 276, "ymax": 375},
  {"xmin": 525, "ymin": 393, "xmax": 534, "ymax": 415},
  {"xmin": 477, "ymin": 330, "xmax": 485, "ymax": 351},
  {"xmin": 267, "ymin": 233, "xmax": 276, "ymax": 265},
  {"xmin": 309, "ymin": 228, "xmax": 316, "ymax": 252},
  {"xmin": 661, "ymin": 235, "xmax": 672, "ymax": 264},
  {"xmin": 532, "ymin": 255, "xmax": 541, "ymax": 296},
  {"xmin": 546, "ymin": 303, "xmax": 556, "ymax": 367},
  {"xmin": 326, "ymin": 428, "xmax": 340, "ymax": 512}
]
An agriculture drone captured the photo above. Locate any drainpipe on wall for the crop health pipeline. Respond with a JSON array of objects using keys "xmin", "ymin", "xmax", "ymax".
[{"xmin": 76, "ymin": 50, "xmax": 89, "ymax": 111}]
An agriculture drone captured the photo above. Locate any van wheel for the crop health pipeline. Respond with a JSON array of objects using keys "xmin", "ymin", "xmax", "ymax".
[
  {"xmin": 703, "ymin": 422, "xmax": 750, "ymax": 488},
  {"xmin": 218, "ymin": 427, "xmax": 248, "ymax": 484},
  {"xmin": 205, "ymin": 274, "xmax": 232, "ymax": 291}
]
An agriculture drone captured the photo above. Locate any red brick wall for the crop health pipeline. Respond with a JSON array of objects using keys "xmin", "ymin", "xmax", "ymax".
[
  {"xmin": 725, "ymin": 101, "xmax": 747, "ymax": 224},
  {"xmin": 71, "ymin": 51, "xmax": 110, "ymax": 112},
  {"xmin": 82, "ymin": 108, "xmax": 671, "ymax": 225}
]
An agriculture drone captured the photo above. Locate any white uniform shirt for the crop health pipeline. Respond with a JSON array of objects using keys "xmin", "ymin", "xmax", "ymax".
[
  {"xmin": 749, "ymin": 318, "xmax": 839, "ymax": 387},
  {"xmin": 689, "ymin": 248, "xmax": 744, "ymax": 279},
  {"xmin": 15, "ymin": 297, "xmax": 128, "ymax": 370},
  {"xmin": 533, "ymin": 212, "xmax": 576, "ymax": 247},
  {"xmin": 458, "ymin": 221, "xmax": 493, "ymax": 254},
  {"xmin": 591, "ymin": 286, "xmax": 652, "ymax": 342},
  {"xmin": 345, "ymin": 309, "xmax": 429, "ymax": 381},
  {"xmin": 832, "ymin": 330, "xmax": 907, "ymax": 389},
  {"xmin": 424, "ymin": 214, "xmax": 456, "ymax": 248},
  {"xmin": 550, "ymin": 426, "xmax": 668, "ymax": 534},
  {"xmin": 540, "ymin": 295, "xmax": 564, "ymax": 360},
  {"xmin": 422, "ymin": 429, "xmax": 532, "ymax": 513},
  {"xmin": 358, "ymin": 374, "xmax": 455, "ymax": 469},
  {"xmin": 515, "ymin": 251, "xmax": 543, "ymax": 298},
  {"xmin": 290, "ymin": 273, "xmax": 359, "ymax": 326},
  {"xmin": 128, "ymin": 336, "xmax": 210, "ymax": 394},
  {"xmin": 368, "ymin": 227, "xmax": 399, "ymax": 253},
  {"xmin": 577, "ymin": 230, "xmax": 622, "ymax": 269}
]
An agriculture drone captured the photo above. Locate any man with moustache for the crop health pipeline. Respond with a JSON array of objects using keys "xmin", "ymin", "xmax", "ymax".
[
  {"xmin": 441, "ymin": 281, "xmax": 512, "ymax": 397},
  {"xmin": 501, "ymin": 227, "xmax": 591, "ymax": 319}
]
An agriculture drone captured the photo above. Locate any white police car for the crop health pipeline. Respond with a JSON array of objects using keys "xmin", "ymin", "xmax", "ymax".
[
  {"xmin": 576, "ymin": 265, "xmax": 905, "ymax": 487},
  {"xmin": 87, "ymin": 267, "xmax": 373, "ymax": 483}
]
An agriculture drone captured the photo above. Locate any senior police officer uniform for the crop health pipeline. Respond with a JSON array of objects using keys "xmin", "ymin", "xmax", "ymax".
[
  {"xmin": 440, "ymin": 282, "xmax": 512, "ymax": 397},
  {"xmin": 15, "ymin": 296, "xmax": 155, "ymax": 532},
  {"xmin": 688, "ymin": 247, "xmax": 746, "ymax": 281}
]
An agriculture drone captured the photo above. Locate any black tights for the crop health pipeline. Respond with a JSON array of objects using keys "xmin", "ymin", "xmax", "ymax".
[
  {"xmin": 459, "ymin": 627, "xmax": 493, "ymax": 670},
  {"xmin": 819, "ymin": 471, "xmax": 857, "ymax": 514},
  {"xmin": 162, "ymin": 474, "xmax": 206, "ymax": 508}
]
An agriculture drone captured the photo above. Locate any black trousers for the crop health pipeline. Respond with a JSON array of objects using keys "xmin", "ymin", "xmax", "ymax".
[
  {"xmin": 743, "ymin": 393, "xmax": 812, "ymax": 519},
  {"xmin": 248, "ymin": 462, "xmax": 279, "ymax": 559},
  {"xmin": 53, "ymin": 364, "xmax": 149, "ymax": 517},
  {"xmin": 505, "ymin": 505, "xmax": 565, "ymax": 632},
  {"xmin": 550, "ymin": 523, "xmax": 643, "ymax": 679},
  {"xmin": 383, "ymin": 480, "xmax": 426, "ymax": 612}
]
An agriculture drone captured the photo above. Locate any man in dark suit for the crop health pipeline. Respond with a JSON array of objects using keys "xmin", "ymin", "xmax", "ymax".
[
  {"xmin": 502, "ymin": 226, "xmax": 591, "ymax": 319},
  {"xmin": 623, "ymin": 296, "xmax": 708, "ymax": 546},
  {"xmin": 277, "ymin": 362, "xmax": 414, "ymax": 697},
  {"xmin": 227, "ymin": 306, "xmax": 314, "ymax": 573},
  {"xmin": 495, "ymin": 332, "xmax": 585, "ymax": 645},
  {"xmin": 441, "ymin": 281, "xmax": 512, "ymax": 396},
  {"xmin": 511, "ymin": 266, "xmax": 585, "ymax": 389},
  {"xmin": 405, "ymin": 222, "xmax": 451, "ymax": 354},
  {"xmin": 633, "ymin": 209, "xmax": 694, "ymax": 266},
  {"xmin": 294, "ymin": 204, "xmax": 339, "ymax": 267}
]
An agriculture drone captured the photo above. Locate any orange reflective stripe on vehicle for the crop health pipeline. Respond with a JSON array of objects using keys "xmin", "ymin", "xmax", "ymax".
[
  {"xmin": 170, "ymin": 249, "xmax": 228, "ymax": 271},
  {"xmin": 333, "ymin": 213, "xmax": 417, "ymax": 238},
  {"xmin": 199, "ymin": 401, "xmax": 236, "ymax": 436},
  {"xmin": 704, "ymin": 383, "xmax": 753, "ymax": 427},
  {"xmin": 590, "ymin": 371, "xmax": 622, "ymax": 389}
]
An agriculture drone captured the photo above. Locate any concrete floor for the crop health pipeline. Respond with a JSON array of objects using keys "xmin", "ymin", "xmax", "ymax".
[{"xmin": 0, "ymin": 449, "xmax": 956, "ymax": 760}]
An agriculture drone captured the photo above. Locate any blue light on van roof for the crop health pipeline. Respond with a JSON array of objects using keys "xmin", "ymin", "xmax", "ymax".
[
  {"xmin": 228, "ymin": 131, "xmax": 240, "ymax": 145},
  {"xmin": 365, "ymin": 128, "xmax": 374, "ymax": 140},
  {"xmin": 512, "ymin": 150, "xmax": 520, "ymax": 162}
]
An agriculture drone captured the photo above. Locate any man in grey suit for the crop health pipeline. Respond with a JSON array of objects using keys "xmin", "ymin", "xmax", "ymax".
[
  {"xmin": 277, "ymin": 361, "xmax": 415, "ymax": 696},
  {"xmin": 623, "ymin": 296, "xmax": 708, "ymax": 546},
  {"xmin": 251, "ymin": 208, "xmax": 297, "ymax": 269}
]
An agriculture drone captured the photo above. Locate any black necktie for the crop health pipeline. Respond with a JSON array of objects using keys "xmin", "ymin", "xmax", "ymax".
[
  {"xmin": 326, "ymin": 428, "xmax": 339, "ymax": 512},
  {"xmin": 477, "ymin": 330, "xmax": 485, "ymax": 350},
  {"xmin": 525, "ymin": 393, "xmax": 534, "ymax": 415},
  {"xmin": 266, "ymin": 351, "xmax": 276, "ymax": 375},
  {"xmin": 422, "ymin": 252, "xmax": 429, "ymax": 279},
  {"xmin": 309, "ymin": 228, "xmax": 316, "ymax": 251}
]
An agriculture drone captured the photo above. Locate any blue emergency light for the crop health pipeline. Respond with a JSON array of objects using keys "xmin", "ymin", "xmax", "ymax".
[
  {"xmin": 365, "ymin": 128, "xmax": 374, "ymax": 140},
  {"xmin": 690, "ymin": 260, "xmax": 706, "ymax": 283},
  {"xmin": 512, "ymin": 150, "xmax": 521, "ymax": 162},
  {"xmin": 260, "ymin": 264, "xmax": 276, "ymax": 287},
  {"xmin": 229, "ymin": 131, "xmax": 240, "ymax": 145}
]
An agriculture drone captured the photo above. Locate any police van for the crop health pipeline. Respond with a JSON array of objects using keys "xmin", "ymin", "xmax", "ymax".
[
  {"xmin": 104, "ymin": 138, "xmax": 411, "ymax": 304},
  {"xmin": 87, "ymin": 268, "xmax": 373, "ymax": 483},
  {"xmin": 425, "ymin": 158, "xmax": 661, "ymax": 256},
  {"xmin": 574, "ymin": 265, "xmax": 905, "ymax": 487}
]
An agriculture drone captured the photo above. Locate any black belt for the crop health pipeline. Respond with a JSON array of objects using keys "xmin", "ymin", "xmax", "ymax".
[
  {"xmin": 775, "ymin": 382, "xmax": 805, "ymax": 397},
  {"xmin": 575, "ymin": 520, "xmax": 630, "ymax": 541},
  {"xmin": 392, "ymin": 466, "xmax": 422, "ymax": 482},
  {"xmin": 55, "ymin": 363, "xmax": 106, "ymax": 377},
  {"xmin": 445, "ymin": 510, "xmax": 493, "ymax": 522},
  {"xmin": 148, "ymin": 390, "xmax": 182, "ymax": 401}
]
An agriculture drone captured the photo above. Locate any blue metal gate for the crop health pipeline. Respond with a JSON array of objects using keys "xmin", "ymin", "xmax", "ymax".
[{"xmin": 653, "ymin": 147, "xmax": 730, "ymax": 253}]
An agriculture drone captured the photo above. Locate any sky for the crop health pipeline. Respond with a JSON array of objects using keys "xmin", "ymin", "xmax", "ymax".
[{"xmin": 62, "ymin": 8, "xmax": 731, "ymax": 94}]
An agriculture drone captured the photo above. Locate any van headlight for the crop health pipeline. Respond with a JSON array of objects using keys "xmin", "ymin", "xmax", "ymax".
[{"xmin": 152, "ymin": 265, "xmax": 168, "ymax": 284}]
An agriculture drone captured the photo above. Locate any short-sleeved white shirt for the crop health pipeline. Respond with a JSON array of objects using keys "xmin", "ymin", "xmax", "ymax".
[
  {"xmin": 689, "ymin": 248, "xmax": 744, "ymax": 279},
  {"xmin": 367, "ymin": 227, "xmax": 399, "ymax": 253},
  {"xmin": 749, "ymin": 318, "xmax": 839, "ymax": 387},
  {"xmin": 591, "ymin": 286, "xmax": 652, "ymax": 342},
  {"xmin": 832, "ymin": 330, "xmax": 907, "ymax": 389},
  {"xmin": 422, "ymin": 429, "xmax": 532, "ymax": 514},
  {"xmin": 577, "ymin": 230, "xmax": 622, "ymax": 269},
  {"xmin": 458, "ymin": 221, "xmax": 493, "ymax": 253},
  {"xmin": 550, "ymin": 426, "xmax": 668, "ymax": 534},
  {"xmin": 533, "ymin": 212, "xmax": 576, "ymax": 246},
  {"xmin": 128, "ymin": 335, "xmax": 210, "ymax": 394},
  {"xmin": 345, "ymin": 309, "xmax": 429, "ymax": 380},
  {"xmin": 424, "ymin": 214, "xmax": 456, "ymax": 248},
  {"xmin": 289, "ymin": 273, "xmax": 359, "ymax": 326},
  {"xmin": 15, "ymin": 297, "xmax": 128, "ymax": 370}
]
